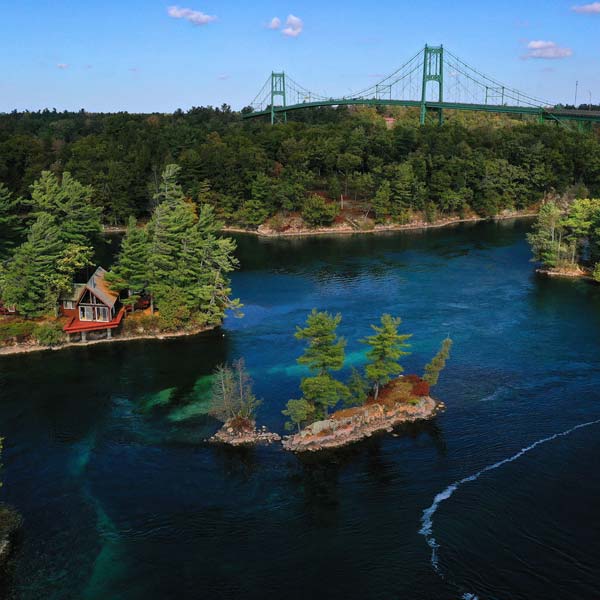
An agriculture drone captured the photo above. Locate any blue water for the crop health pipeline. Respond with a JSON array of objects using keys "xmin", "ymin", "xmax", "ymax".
[{"xmin": 1, "ymin": 219, "xmax": 600, "ymax": 599}]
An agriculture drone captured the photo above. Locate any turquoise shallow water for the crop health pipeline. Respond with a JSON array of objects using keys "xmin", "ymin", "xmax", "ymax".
[{"xmin": 1, "ymin": 219, "xmax": 600, "ymax": 599}]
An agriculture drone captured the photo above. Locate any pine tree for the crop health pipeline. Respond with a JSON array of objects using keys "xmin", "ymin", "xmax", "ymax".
[
  {"xmin": 0, "ymin": 183, "xmax": 23, "ymax": 260},
  {"xmin": 372, "ymin": 181, "xmax": 392, "ymax": 222},
  {"xmin": 423, "ymin": 337, "xmax": 453, "ymax": 387},
  {"xmin": 294, "ymin": 309, "xmax": 349, "ymax": 417},
  {"xmin": 362, "ymin": 314, "xmax": 412, "ymax": 400},
  {"xmin": 30, "ymin": 171, "xmax": 101, "ymax": 247},
  {"xmin": 209, "ymin": 359, "xmax": 260, "ymax": 423},
  {"xmin": 0, "ymin": 214, "xmax": 67, "ymax": 316},
  {"xmin": 106, "ymin": 216, "xmax": 149, "ymax": 307}
]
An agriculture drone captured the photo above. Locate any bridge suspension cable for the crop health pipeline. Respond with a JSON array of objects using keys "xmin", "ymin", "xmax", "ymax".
[{"xmin": 244, "ymin": 45, "xmax": 600, "ymax": 125}]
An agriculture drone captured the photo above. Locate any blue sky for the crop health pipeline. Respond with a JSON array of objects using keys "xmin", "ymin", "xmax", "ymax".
[{"xmin": 0, "ymin": 0, "xmax": 599, "ymax": 112}]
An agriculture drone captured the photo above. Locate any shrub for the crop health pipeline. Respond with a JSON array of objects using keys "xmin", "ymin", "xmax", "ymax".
[
  {"xmin": 301, "ymin": 194, "xmax": 339, "ymax": 227},
  {"xmin": 33, "ymin": 322, "xmax": 65, "ymax": 346},
  {"xmin": 0, "ymin": 321, "xmax": 35, "ymax": 344},
  {"xmin": 412, "ymin": 380, "xmax": 430, "ymax": 397}
]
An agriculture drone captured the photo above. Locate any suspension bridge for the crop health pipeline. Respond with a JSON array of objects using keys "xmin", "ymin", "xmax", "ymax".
[{"xmin": 243, "ymin": 45, "xmax": 600, "ymax": 126}]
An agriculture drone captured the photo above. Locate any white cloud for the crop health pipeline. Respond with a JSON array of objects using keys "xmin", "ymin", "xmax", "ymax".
[
  {"xmin": 167, "ymin": 5, "xmax": 217, "ymax": 26},
  {"xmin": 282, "ymin": 14, "xmax": 303, "ymax": 37},
  {"xmin": 571, "ymin": 2, "xmax": 600, "ymax": 13},
  {"xmin": 56, "ymin": 63, "xmax": 69, "ymax": 69},
  {"xmin": 523, "ymin": 40, "xmax": 573, "ymax": 59},
  {"xmin": 266, "ymin": 17, "xmax": 281, "ymax": 29}
]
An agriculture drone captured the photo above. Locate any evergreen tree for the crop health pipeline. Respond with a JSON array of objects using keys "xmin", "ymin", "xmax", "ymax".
[
  {"xmin": 362, "ymin": 314, "xmax": 412, "ymax": 400},
  {"xmin": 347, "ymin": 367, "xmax": 370, "ymax": 406},
  {"xmin": 372, "ymin": 181, "xmax": 392, "ymax": 222},
  {"xmin": 0, "ymin": 183, "xmax": 22, "ymax": 260},
  {"xmin": 294, "ymin": 309, "xmax": 349, "ymax": 417},
  {"xmin": 527, "ymin": 202, "xmax": 565, "ymax": 267},
  {"xmin": 282, "ymin": 398, "xmax": 315, "ymax": 432},
  {"xmin": 30, "ymin": 171, "xmax": 101, "ymax": 247},
  {"xmin": 106, "ymin": 216, "xmax": 149, "ymax": 307},
  {"xmin": 423, "ymin": 337, "xmax": 453, "ymax": 387},
  {"xmin": 0, "ymin": 214, "xmax": 68, "ymax": 316}
]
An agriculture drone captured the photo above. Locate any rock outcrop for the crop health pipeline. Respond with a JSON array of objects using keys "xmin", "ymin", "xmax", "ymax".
[
  {"xmin": 208, "ymin": 419, "xmax": 281, "ymax": 447},
  {"xmin": 0, "ymin": 504, "xmax": 22, "ymax": 591},
  {"xmin": 282, "ymin": 396, "xmax": 443, "ymax": 452}
]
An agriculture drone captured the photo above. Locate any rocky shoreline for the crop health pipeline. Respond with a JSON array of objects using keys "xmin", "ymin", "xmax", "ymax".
[
  {"xmin": 208, "ymin": 419, "xmax": 281, "ymax": 447},
  {"xmin": 536, "ymin": 267, "xmax": 595, "ymax": 281},
  {"xmin": 223, "ymin": 210, "xmax": 536, "ymax": 239},
  {"xmin": 282, "ymin": 396, "xmax": 443, "ymax": 452},
  {"xmin": 0, "ymin": 324, "xmax": 219, "ymax": 357},
  {"xmin": 0, "ymin": 504, "xmax": 22, "ymax": 592}
]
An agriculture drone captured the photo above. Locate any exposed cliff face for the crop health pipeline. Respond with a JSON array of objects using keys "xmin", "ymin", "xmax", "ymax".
[{"xmin": 282, "ymin": 396, "xmax": 444, "ymax": 452}]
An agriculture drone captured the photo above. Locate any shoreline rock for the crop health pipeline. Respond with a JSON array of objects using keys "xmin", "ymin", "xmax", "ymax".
[
  {"xmin": 282, "ymin": 396, "xmax": 443, "ymax": 453},
  {"xmin": 208, "ymin": 419, "xmax": 281, "ymax": 447},
  {"xmin": 535, "ymin": 267, "xmax": 595, "ymax": 281},
  {"xmin": 0, "ymin": 504, "xmax": 22, "ymax": 591},
  {"xmin": 223, "ymin": 211, "xmax": 536, "ymax": 239}
]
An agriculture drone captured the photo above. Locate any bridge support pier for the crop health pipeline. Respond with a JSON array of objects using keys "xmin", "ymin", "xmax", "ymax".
[
  {"xmin": 270, "ymin": 72, "xmax": 287, "ymax": 125},
  {"xmin": 420, "ymin": 45, "xmax": 444, "ymax": 126}
]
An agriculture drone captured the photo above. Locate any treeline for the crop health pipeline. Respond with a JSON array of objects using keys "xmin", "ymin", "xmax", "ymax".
[
  {"xmin": 1, "ymin": 106, "xmax": 600, "ymax": 227},
  {"xmin": 528, "ymin": 198, "xmax": 600, "ymax": 280},
  {"xmin": 0, "ymin": 165, "xmax": 239, "ymax": 333}
]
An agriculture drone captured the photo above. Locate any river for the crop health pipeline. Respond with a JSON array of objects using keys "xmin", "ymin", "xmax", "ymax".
[{"xmin": 1, "ymin": 218, "xmax": 600, "ymax": 600}]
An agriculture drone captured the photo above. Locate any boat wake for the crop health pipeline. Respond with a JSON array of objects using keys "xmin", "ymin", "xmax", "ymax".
[{"xmin": 419, "ymin": 418, "xmax": 600, "ymax": 599}]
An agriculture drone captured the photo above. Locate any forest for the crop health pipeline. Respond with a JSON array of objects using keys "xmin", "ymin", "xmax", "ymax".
[{"xmin": 1, "ymin": 105, "xmax": 599, "ymax": 230}]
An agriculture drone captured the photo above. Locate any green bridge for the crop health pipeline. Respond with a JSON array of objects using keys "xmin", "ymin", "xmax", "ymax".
[{"xmin": 244, "ymin": 45, "xmax": 600, "ymax": 126}]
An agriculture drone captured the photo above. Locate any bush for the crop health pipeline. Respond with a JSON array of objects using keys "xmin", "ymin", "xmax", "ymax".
[
  {"xmin": 33, "ymin": 322, "xmax": 65, "ymax": 346},
  {"xmin": 412, "ymin": 380, "xmax": 430, "ymax": 397},
  {"xmin": 301, "ymin": 194, "xmax": 339, "ymax": 227},
  {"xmin": 0, "ymin": 321, "xmax": 35, "ymax": 344}
]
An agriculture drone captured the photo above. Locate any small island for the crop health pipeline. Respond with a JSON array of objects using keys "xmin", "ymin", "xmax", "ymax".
[
  {"xmin": 528, "ymin": 197, "xmax": 600, "ymax": 282},
  {"xmin": 206, "ymin": 310, "xmax": 452, "ymax": 452}
]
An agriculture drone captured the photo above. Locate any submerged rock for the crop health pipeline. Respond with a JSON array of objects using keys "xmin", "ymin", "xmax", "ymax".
[
  {"xmin": 282, "ymin": 396, "xmax": 443, "ymax": 453},
  {"xmin": 208, "ymin": 419, "xmax": 281, "ymax": 447},
  {"xmin": 0, "ymin": 503, "xmax": 22, "ymax": 592}
]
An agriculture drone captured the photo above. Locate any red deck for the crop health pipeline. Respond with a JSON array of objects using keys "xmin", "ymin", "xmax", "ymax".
[{"xmin": 63, "ymin": 307, "xmax": 126, "ymax": 333}]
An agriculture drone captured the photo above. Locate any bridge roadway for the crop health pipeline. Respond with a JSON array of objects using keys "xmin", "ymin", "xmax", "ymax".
[{"xmin": 243, "ymin": 99, "xmax": 600, "ymax": 123}]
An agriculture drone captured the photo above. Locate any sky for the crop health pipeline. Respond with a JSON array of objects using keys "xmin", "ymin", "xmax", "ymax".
[{"xmin": 0, "ymin": 0, "xmax": 599, "ymax": 112}]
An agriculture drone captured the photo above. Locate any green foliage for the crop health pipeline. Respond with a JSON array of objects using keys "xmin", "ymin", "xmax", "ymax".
[
  {"xmin": 234, "ymin": 200, "xmax": 270, "ymax": 228},
  {"xmin": 594, "ymin": 262, "xmax": 600, "ymax": 282},
  {"xmin": 423, "ymin": 337, "xmax": 453, "ymax": 387},
  {"xmin": 0, "ymin": 183, "xmax": 23, "ymax": 260},
  {"xmin": 372, "ymin": 181, "xmax": 392, "ymax": 222},
  {"xmin": 209, "ymin": 359, "xmax": 261, "ymax": 423},
  {"xmin": 294, "ymin": 309, "xmax": 349, "ymax": 418},
  {"xmin": 347, "ymin": 367, "xmax": 370, "ymax": 406},
  {"xmin": 362, "ymin": 314, "xmax": 412, "ymax": 400},
  {"xmin": 0, "ymin": 320, "xmax": 35, "ymax": 344},
  {"xmin": 105, "ymin": 216, "xmax": 149, "ymax": 306},
  {"xmin": 283, "ymin": 398, "xmax": 315, "ymax": 432},
  {"xmin": 528, "ymin": 198, "xmax": 600, "ymax": 269},
  {"xmin": 301, "ymin": 194, "xmax": 339, "ymax": 227},
  {"xmin": 33, "ymin": 322, "xmax": 65, "ymax": 346},
  {"xmin": 107, "ymin": 166, "xmax": 240, "ymax": 329}
]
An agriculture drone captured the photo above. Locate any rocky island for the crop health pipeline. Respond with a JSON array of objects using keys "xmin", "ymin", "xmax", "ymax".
[
  {"xmin": 283, "ymin": 380, "xmax": 444, "ymax": 452},
  {"xmin": 209, "ymin": 418, "xmax": 281, "ymax": 446}
]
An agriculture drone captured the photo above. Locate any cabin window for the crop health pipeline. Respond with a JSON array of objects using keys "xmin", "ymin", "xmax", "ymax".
[
  {"xmin": 80, "ymin": 306, "xmax": 94, "ymax": 321},
  {"xmin": 64, "ymin": 301, "xmax": 75, "ymax": 310},
  {"xmin": 97, "ymin": 307, "xmax": 109, "ymax": 322}
]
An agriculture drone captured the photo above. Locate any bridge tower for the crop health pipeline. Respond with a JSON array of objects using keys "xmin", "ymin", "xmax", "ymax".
[
  {"xmin": 270, "ymin": 72, "xmax": 287, "ymax": 125},
  {"xmin": 420, "ymin": 45, "xmax": 444, "ymax": 126}
]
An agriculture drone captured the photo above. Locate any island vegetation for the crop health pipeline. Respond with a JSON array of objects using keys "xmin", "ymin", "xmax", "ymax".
[
  {"xmin": 0, "ymin": 164, "xmax": 240, "ymax": 350},
  {"xmin": 206, "ymin": 310, "xmax": 452, "ymax": 451},
  {"xmin": 528, "ymin": 197, "xmax": 600, "ymax": 280}
]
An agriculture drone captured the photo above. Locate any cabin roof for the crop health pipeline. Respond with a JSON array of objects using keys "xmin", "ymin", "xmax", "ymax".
[
  {"xmin": 61, "ymin": 283, "xmax": 86, "ymax": 303},
  {"xmin": 85, "ymin": 267, "xmax": 119, "ymax": 308}
]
